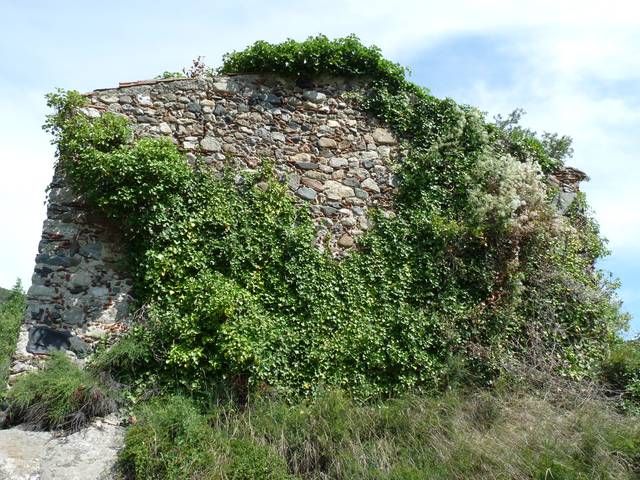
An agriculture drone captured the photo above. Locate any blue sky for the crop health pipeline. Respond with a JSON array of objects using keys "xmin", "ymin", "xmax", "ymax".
[{"xmin": 1, "ymin": 0, "xmax": 638, "ymax": 336}]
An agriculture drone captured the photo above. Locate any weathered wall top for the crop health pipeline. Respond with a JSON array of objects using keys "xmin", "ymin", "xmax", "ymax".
[{"xmin": 84, "ymin": 74, "xmax": 400, "ymax": 251}]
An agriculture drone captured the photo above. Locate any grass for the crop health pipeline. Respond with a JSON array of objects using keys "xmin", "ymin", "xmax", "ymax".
[
  {"xmin": 119, "ymin": 395, "xmax": 293, "ymax": 480},
  {"xmin": 0, "ymin": 282, "xmax": 25, "ymax": 394},
  {"xmin": 601, "ymin": 340, "xmax": 640, "ymax": 412},
  {"xmin": 4, "ymin": 352, "xmax": 119, "ymax": 431},
  {"xmin": 118, "ymin": 388, "xmax": 640, "ymax": 480}
]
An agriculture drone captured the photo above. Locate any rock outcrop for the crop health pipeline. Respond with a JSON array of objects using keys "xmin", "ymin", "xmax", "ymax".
[{"xmin": 0, "ymin": 415, "xmax": 124, "ymax": 480}]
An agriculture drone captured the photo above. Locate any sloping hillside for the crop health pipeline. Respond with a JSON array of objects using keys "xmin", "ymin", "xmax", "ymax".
[{"xmin": 0, "ymin": 287, "xmax": 11, "ymax": 304}]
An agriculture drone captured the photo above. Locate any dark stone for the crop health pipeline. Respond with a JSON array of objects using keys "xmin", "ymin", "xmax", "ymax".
[
  {"xmin": 27, "ymin": 326, "xmax": 90, "ymax": 358},
  {"xmin": 68, "ymin": 336, "xmax": 91, "ymax": 358},
  {"xmin": 250, "ymin": 93, "xmax": 281, "ymax": 105},
  {"xmin": 296, "ymin": 187, "xmax": 317, "ymax": 201},
  {"xmin": 69, "ymin": 238, "xmax": 80, "ymax": 256},
  {"xmin": 135, "ymin": 115, "xmax": 159, "ymax": 124},
  {"xmin": 342, "ymin": 177, "xmax": 360, "ymax": 188},
  {"xmin": 79, "ymin": 242, "xmax": 103, "ymax": 259},
  {"xmin": 27, "ymin": 326, "xmax": 71, "ymax": 354},
  {"xmin": 62, "ymin": 308, "xmax": 85, "ymax": 326},
  {"xmin": 321, "ymin": 206, "xmax": 339, "ymax": 216},
  {"xmin": 187, "ymin": 102, "xmax": 202, "ymax": 113},
  {"xmin": 35, "ymin": 266, "xmax": 53, "ymax": 277},
  {"xmin": 296, "ymin": 76, "xmax": 314, "ymax": 89},
  {"xmin": 68, "ymin": 285, "xmax": 87, "ymax": 294},
  {"xmin": 295, "ymin": 162, "xmax": 319, "ymax": 170},
  {"xmin": 30, "ymin": 307, "xmax": 63, "ymax": 323},
  {"xmin": 267, "ymin": 94, "xmax": 282, "ymax": 105},
  {"xmin": 35, "ymin": 254, "xmax": 81, "ymax": 268}
]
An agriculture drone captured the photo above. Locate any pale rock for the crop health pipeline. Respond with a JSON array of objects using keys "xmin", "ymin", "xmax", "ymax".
[
  {"xmin": 201, "ymin": 136, "xmax": 222, "ymax": 152},
  {"xmin": 291, "ymin": 153, "xmax": 312, "ymax": 163},
  {"xmin": 301, "ymin": 178, "xmax": 324, "ymax": 191},
  {"xmin": 136, "ymin": 94, "xmax": 153, "ymax": 106},
  {"xmin": 98, "ymin": 95, "xmax": 119, "ymax": 103},
  {"xmin": 329, "ymin": 157, "xmax": 348, "ymax": 168},
  {"xmin": 360, "ymin": 150, "xmax": 379, "ymax": 161},
  {"xmin": 337, "ymin": 234, "xmax": 354, "ymax": 248},
  {"xmin": 372, "ymin": 127, "xmax": 396, "ymax": 145},
  {"xmin": 28, "ymin": 285, "xmax": 55, "ymax": 298},
  {"xmin": 79, "ymin": 107, "xmax": 100, "ymax": 118},
  {"xmin": 70, "ymin": 272, "xmax": 91, "ymax": 289},
  {"xmin": 0, "ymin": 416, "xmax": 124, "ymax": 480},
  {"xmin": 361, "ymin": 178, "xmax": 381, "ymax": 193},
  {"xmin": 303, "ymin": 91, "xmax": 327, "ymax": 103},
  {"xmin": 324, "ymin": 180, "xmax": 355, "ymax": 199},
  {"xmin": 318, "ymin": 137, "xmax": 337, "ymax": 148},
  {"xmin": 89, "ymin": 287, "xmax": 109, "ymax": 298},
  {"xmin": 271, "ymin": 131, "xmax": 286, "ymax": 142},
  {"xmin": 288, "ymin": 174, "xmax": 301, "ymax": 190}
]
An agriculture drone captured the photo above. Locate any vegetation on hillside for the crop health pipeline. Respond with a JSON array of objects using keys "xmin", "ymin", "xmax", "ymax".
[
  {"xmin": 119, "ymin": 386, "xmax": 640, "ymax": 480},
  {"xmin": 0, "ymin": 286, "xmax": 12, "ymax": 304},
  {"xmin": 4, "ymin": 352, "xmax": 119, "ymax": 431},
  {"xmin": 0, "ymin": 280, "xmax": 25, "ymax": 394},
  {"xmin": 4, "ymin": 35, "xmax": 637, "ymax": 479}
]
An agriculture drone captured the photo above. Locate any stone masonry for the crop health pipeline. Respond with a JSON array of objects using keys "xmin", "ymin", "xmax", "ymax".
[{"xmin": 11, "ymin": 74, "xmax": 401, "ymax": 378}]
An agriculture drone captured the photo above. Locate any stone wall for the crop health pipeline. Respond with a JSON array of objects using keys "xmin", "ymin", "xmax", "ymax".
[{"xmin": 12, "ymin": 74, "xmax": 401, "ymax": 376}]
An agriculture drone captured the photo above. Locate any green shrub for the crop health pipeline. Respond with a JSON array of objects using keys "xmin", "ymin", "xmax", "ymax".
[
  {"xmin": 155, "ymin": 71, "xmax": 186, "ymax": 80},
  {"xmin": 119, "ymin": 395, "xmax": 292, "ymax": 480},
  {"xmin": 0, "ymin": 280, "xmax": 25, "ymax": 393},
  {"xmin": 5, "ymin": 352, "xmax": 118, "ymax": 431},
  {"xmin": 220, "ymin": 34, "xmax": 407, "ymax": 91},
  {"xmin": 90, "ymin": 326, "xmax": 155, "ymax": 384},
  {"xmin": 227, "ymin": 439, "xmax": 293, "ymax": 480},
  {"xmin": 602, "ymin": 341, "xmax": 640, "ymax": 389},
  {"xmin": 119, "ymin": 396, "xmax": 223, "ymax": 479},
  {"xmin": 601, "ymin": 340, "xmax": 640, "ymax": 410}
]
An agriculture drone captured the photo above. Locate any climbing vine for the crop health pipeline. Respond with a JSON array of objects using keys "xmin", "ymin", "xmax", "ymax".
[{"xmin": 45, "ymin": 35, "xmax": 626, "ymax": 398}]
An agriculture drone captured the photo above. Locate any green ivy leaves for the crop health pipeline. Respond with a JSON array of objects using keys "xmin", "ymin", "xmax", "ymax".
[{"xmin": 45, "ymin": 36, "xmax": 626, "ymax": 399}]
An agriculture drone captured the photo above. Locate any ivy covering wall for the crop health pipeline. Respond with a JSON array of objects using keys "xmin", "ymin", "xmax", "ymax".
[{"xmin": 45, "ymin": 35, "xmax": 626, "ymax": 399}]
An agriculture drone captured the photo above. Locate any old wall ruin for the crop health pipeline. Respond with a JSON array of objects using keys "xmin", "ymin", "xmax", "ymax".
[{"xmin": 11, "ymin": 75, "xmax": 402, "ymax": 377}]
